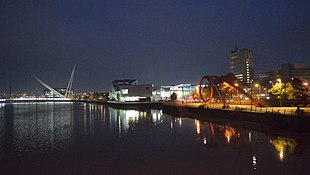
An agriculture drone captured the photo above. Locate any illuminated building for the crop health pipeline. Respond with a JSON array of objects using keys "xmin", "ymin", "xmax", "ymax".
[
  {"xmin": 229, "ymin": 47, "xmax": 254, "ymax": 87},
  {"xmin": 111, "ymin": 79, "xmax": 153, "ymax": 102},
  {"xmin": 152, "ymin": 84, "xmax": 196, "ymax": 101}
]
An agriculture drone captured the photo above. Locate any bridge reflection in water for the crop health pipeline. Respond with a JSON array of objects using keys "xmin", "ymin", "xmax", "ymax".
[{"xmin": 0, "ymin": 102, "xmax": 309, "ymax": 174}]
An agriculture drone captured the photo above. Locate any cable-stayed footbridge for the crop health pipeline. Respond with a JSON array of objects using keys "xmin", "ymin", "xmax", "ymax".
[{"xmin": 31, "ymin": 65, "xmax": 76, "ymax": 99}]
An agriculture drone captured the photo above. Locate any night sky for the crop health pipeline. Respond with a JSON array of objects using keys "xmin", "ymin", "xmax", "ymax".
[{"xmin": 1, "ymin": 0, "xmax": 309, "ymax": 93}]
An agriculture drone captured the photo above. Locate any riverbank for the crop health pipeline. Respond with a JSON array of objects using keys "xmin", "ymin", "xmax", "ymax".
[{"xmin": 163, "ymin": 102, "xmax": 310, "ymax": 132}]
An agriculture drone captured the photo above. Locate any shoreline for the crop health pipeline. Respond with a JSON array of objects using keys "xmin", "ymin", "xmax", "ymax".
[{"xmin": 162, "ymin": 103, "xmax": 310, "ymax": 132}]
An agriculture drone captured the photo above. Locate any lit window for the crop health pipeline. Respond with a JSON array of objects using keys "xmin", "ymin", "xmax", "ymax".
[{"xmin": 121, "ymin": 89, "xmax": 128, "ymax": 94}]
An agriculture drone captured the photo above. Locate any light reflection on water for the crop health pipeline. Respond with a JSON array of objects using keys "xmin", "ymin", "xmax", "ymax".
[
  {"xmin": 0, "ymin": 102, "xmax": 72, "ymax": 154},
  {"xmin": 0, "ymin": 102, "xmax": 310, "ymax": 174}
]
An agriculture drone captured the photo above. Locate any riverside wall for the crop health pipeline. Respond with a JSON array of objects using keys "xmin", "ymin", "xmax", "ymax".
[{"xmin": 163, "ymin": 104, "xmax": 310, "ymax": 132}]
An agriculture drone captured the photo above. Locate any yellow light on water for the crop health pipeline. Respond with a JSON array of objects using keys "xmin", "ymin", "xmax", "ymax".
[
  {"xmin": 270, "ymin": 137, "xmax": 297, "ymax": 161},
  {"xmin": 279, "ymin": 150, "xmax": 284, "ymax": 160},
  {"xmin": 196, "ymin": 120, "xmax": 201, "ymax": 134},
  {"xmin": 224, "ymin": 129, "xmax": 232, "ymax": 143}
]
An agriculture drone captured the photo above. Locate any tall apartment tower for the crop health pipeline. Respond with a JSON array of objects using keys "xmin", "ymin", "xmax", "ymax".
[{"xmin": 229, "ymin": 47, "xmax": 254, "ymax": 87}]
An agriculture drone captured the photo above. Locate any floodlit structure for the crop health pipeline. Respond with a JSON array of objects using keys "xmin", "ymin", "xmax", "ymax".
[
  {"xmin": 32, "ymin": 65, "xmax": 76, "ymax": 98},
  {"xmin": 111, "ymin": 79, "xmax": 152, "ymax": 102}
]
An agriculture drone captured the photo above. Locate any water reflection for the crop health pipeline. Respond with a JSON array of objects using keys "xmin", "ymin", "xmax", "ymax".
[
  {"xmin": 112, "ymin": 109, "xmax": 162, "ymax": 135},
  {"xmin": 1, "ymin": 102, "xmax": 310, "ymax": 174},
  {"xmin": 74, "ymin": 103, "xmax": 164, "ymax": 136},
  {"xmin": 193, "ymin": 120, "xmax": 247, "ymax": 147},
  {"xmin": 0, "ymin": 102, "xmax": 307, "ymax": 157},
  {"xmin": 270, "ymin": 137, "xmax": 298, "ymax": 161},
  {"xmin": 0, "ymin": 102, "xmax": 73, "ymax": 154}
]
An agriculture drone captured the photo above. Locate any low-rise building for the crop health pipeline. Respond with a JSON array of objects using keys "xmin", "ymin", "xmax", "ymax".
[
  {"xmin": 152, "ymin": 84, "xmax": 196, "ymax": 101},
  {"xmin": 111, "ymin": 79, "xmax": 152, "ymax": 102}
]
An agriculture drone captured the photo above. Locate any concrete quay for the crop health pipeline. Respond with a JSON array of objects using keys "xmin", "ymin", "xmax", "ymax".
[{"xmin": 163, "ymin": 102, "xmax": 310, "ymax": 132}]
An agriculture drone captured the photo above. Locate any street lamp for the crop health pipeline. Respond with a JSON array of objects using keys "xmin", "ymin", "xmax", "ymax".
[
  {"xmin": 269, "ymin": 81, "xmax": 274, "ymax": 86},
  {"xmin": 234, "ymin": 83, "xmax": 239, "ymax": 96},
  {"xmin": 254, "ymin": 83, "xmax": 261, "ymax": 100},
  {"xmin": 255, "ymin": 83, "xmax": 259, "ymax": 93}
]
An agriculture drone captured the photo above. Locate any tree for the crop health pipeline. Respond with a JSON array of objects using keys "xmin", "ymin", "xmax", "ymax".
[
  {"xmin": 192, "ymin": 86, "xmax": 209, "ymax": 100},
  {"xmin": 219, "ymin": 82, "xmax": 235, "ymax": 99},
  {"xmin": 170, "ymin": 92, "xmax": 177, "ymax": 101},
  {"xmin": 269, "ymin": 78, "xmax": 309, "ymax": 106},
  {"xmin": 268, "ymin": 83, "xmax": 285, "ymax": 106},
  {"xmin": 290, "ymin": 78, "xmax": 309, "ymax": 105}
]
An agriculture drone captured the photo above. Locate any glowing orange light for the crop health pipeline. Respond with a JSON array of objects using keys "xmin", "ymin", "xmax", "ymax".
[
  {"xmin": 224, "ymin": 129, "xmax": 232, "ymax": 143},
  {"xmin": 196, "ymin": 120, "xmax": 201, "ymax": 134}
]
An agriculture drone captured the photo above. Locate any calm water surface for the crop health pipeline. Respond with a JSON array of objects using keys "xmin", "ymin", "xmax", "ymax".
[{"xmin": 0, "ymin": 102, "xmax": 310, "ymax": 174}]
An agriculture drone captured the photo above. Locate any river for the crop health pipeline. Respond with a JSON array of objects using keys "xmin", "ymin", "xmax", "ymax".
[{"xmin": 0, "ymin": 102, "xmax": 310, "ymax": 174}]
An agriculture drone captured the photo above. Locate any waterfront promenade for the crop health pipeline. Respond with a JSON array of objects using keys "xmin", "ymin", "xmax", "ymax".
[
  {"xmin": 165, "ymin": 102, "xmax": 310, "ymax": 116},
  {"xmin": 163, "ymin": 102, "xmax": 310, "ymax": 132}
]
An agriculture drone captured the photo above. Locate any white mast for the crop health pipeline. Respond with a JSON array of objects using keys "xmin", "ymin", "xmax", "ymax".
[
  {"xmin": 65, "ymin": 64, "xmax": 76, "ymax": 98},
  {"xmin": 31, "ymin": 74, "xmax": 65, "ymax": 97}
]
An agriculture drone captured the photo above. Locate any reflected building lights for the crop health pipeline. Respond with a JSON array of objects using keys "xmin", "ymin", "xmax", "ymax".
[
  {"xmin": 249, "ymin": 132, "xmax": 252, "ymax": 143},
  {"xmin": 5, "ymin": 103, "xmax": 73, "ymax": 153},
  {"xmin": 203, "ymin": 137, "xmax": 207, "ymax": 145},
  {"xmin": 252, "ymin": 155, "xmax": 257, "ymax": 170},
  {"xmin": 118, "ymin": 115, "xmax": 121, "ymax": 135},
  {"xmin": 2, "ymin": 102, "xmax": 307, "ymax": 172},
  {"xmin": 1, "ymin": 103, "xmax": 168, "ymax": 154},
  {"xmin": 107, "ymin": 109, "xmax": 164, "ymax": 135}
]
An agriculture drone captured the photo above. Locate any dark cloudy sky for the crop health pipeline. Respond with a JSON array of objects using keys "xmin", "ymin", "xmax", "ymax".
[{"xmin": 1, "ymin": 0, "xmax": 309, "ymax": 93}]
